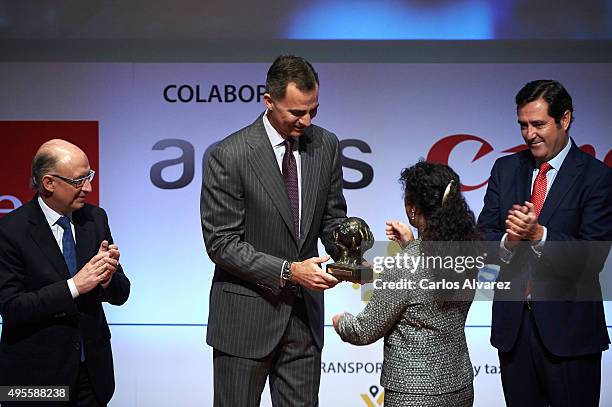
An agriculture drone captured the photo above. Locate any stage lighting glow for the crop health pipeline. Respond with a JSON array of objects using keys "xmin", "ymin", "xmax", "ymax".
[{"xmin": 286, "ymin": 0, "xmax": 493, "ymax": 40}]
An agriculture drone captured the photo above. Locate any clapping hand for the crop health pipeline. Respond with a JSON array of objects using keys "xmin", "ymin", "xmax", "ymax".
[
  {"xmin": 73, "ymin": 241, "xmax": 119, "ymax": 294},
  {"xmin": 99, "ymin": 240, "xmax": 121, "ymax": 289},
  {"xmin": 505, "ymin": 201, "xmax": 544, "ymax": 247},
  {"xmin": 385, "ymin": 220, "xmax": 414, "ymax": 248}
]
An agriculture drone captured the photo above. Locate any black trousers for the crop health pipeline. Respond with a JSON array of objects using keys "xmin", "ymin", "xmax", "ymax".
[
  {"xmin": 213, "ymin": 298, "xmax": 321, "ymax": 407},
  {"xmin": 69, "ymin": 362, "xmax": 104, "ymax": 407},
  {"xmin": 499, "ymin": 305, "xmax": 602, "ymax": 407},
  {"xmin": 1, "ymin": 362, "xmax": 103, "ymax": 407}
]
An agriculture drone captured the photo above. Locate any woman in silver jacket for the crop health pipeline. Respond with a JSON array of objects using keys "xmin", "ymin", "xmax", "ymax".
[{"xmin": 333, "ymin": 162, "xmax": 480, "ymax": 407}]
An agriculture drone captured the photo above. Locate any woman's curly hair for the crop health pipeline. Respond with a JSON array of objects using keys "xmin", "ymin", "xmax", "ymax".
[{"xmin": 400, "ymin": 161, "xmax": 480, "ymax": 243}]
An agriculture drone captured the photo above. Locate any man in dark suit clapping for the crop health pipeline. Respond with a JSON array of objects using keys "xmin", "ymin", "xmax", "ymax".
[
  {"xmin": 478, "ymin": 80, "xmax": 611, "ymax": 406},
  {"xmin": 0, "ymin": 139, "xmax": 130, "ymax": 406}
]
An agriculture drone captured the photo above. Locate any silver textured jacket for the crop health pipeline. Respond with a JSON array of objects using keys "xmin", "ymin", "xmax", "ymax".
[{"xmin": 338, "ymin": 240, "xmax": 474, "ymax": 396}]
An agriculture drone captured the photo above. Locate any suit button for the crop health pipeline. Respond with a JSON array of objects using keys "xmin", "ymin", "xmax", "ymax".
[{"xmin": 74, "ymin": 342, "xmax": 81, "ymax": 350}]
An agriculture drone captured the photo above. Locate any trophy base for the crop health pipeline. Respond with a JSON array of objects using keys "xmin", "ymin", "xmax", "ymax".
[{"xmin": 326, "ymin": 263, "xmax": 374, "ymax": 285}]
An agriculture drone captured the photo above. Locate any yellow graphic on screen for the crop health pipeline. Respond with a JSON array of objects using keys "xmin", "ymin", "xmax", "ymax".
[
  {"xmin": 360, "ymin": 385, "xmax": 384, "ymax": 406},
  {"xmin": 353, "ymin": 241, "xmax": 401, "ymax": 302}
]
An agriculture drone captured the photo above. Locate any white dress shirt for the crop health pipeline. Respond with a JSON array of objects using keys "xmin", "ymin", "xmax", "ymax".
[
  {"xmin": 500, "ymin": 137, "xmax": 573, "ymax": 262},
  {"xmin": 38, "ymin": 196, "xmax": 80, "ymax": 298},
  {"xmin": 263, "ymin": 111, "xmax": 303, "ymax": 223},
  {"xmin": 263, "ymin": 112, "xmax": 303, "ymax": 286}
]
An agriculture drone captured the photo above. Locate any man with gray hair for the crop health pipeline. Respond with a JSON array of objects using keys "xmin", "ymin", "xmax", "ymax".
[{"xmin": 0, "ymin": 139, "xmax": 130, "ymax": 406}]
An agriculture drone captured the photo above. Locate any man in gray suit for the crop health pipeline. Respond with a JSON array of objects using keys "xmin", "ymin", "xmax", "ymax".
[{"xmin": 201, "ymin": 55, "xmax": 348, "ymax": 406}]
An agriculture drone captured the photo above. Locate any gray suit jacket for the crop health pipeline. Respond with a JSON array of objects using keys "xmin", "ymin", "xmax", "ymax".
[
  {"xmin": 338, "ymin": 240, "xmax": 474, "ymax": 396},
  {"xmin": 201, "ymin": 114, "xmax": 347, "ymax": 358}
]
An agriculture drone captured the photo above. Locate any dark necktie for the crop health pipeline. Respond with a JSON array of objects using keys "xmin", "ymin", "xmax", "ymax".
[
  {"xmin": 56, "ymin": 215, "xmax": 85, "ymax": 361},
  {"xmin": 525, "ymin": 162, "xmax": 552, "ymax": 298},
  {"xmin": 282, "ymin": 138, "xmax": 300, "ymax": 239},
  {"xmin": 57, "ymin": 216, "xmax": 77, "ymax": 277}
]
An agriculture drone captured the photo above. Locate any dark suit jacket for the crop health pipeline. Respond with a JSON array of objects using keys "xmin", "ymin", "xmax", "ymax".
[
  {"xmin": 201, "ymin": 114, "xmax": 347, "ymax": 359},
  {"xmin": 478, "ymin": 141, "xmax": 611, "ymax": 357},
  {"xmin": 0, "ymin": 197, "xmax": 130, "ymax": 404}
]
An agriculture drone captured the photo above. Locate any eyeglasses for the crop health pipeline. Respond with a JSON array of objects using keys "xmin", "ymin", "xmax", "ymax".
[{"xmin": 50, "ymin": 170, "xmax": 95, "ymax": 188}]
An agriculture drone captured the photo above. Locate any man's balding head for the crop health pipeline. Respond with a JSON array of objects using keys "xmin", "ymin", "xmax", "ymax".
[
  {"xmin": 32, "ymin": 139, "xmax": 88, "ymax": 189},
  {"xmin": 32, "ymin": 139, "xmax": 92, "ymax": 214},
  {"xmin": 37, "ymin": 139, "xmax": 87, "ymax": 161}
]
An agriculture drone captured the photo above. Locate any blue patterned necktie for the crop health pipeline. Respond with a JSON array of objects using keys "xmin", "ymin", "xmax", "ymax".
[
  {"xmin": 56, "ymin": 216, "xmax": 77, "ymax": 277},
  {"xmin": 282, "ymin": 138, "xmax": 300, "ymax": 239},
  {"xmin": 56, "ymin": 215, "xmax": 85, "ymax": 361}
]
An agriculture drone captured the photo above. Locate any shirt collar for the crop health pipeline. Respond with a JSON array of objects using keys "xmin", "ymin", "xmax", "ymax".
[
  {"xmin": 263, "ymin": 110, "xmax": 295, "ymax": 148},
  {"xmin": 38, "ymin": 195, "xmax": 71, "ymax": 227},
  {"xmin": 545, "ymin": 136, "xmax": 572, "ymax": 171}
]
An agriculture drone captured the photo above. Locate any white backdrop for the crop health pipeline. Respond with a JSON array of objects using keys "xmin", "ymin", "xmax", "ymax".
[{"xmin": 0, "ymin": 62, "xmax": 610, "ymax": 406}]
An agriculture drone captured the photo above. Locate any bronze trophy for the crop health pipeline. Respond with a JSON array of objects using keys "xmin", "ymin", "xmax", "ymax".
[{"xmin": 326, "ymin": 217, "xmax": 374, "ymax": 284}]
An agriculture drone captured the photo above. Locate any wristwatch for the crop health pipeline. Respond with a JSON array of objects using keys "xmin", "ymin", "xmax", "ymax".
[{"xmin": 282, "ymin": 261, "xmax": 293, "ymax": 282}]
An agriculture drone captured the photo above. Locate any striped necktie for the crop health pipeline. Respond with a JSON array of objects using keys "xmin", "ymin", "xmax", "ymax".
[{"xmin": 282, "ymin": 138, "xmax": 300, "ymax": 239}]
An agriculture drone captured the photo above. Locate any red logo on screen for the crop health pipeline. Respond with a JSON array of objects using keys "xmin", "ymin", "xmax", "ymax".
[
  {"xmin": 427, "ymin": 134, "xmax": 612, "ymax": 191},
  {"xmin": 0, "ymin": 121, "xmax": 99, "ymax": 218}
]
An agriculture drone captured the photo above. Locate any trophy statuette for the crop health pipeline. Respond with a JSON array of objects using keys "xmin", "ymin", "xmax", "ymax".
[{"xmin": 326, "ymin": 217, "xmax": 374, "ymax": 284}]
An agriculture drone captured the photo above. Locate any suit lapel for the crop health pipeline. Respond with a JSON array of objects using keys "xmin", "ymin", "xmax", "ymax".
[
  {"xmin": 73, "ymin": 209, "xmax": 96, "ymax": 269},
  {"xmin": 299, "ymin": 129, "xmax": 321, "ymax": 250},
  {"xmin": 27, "ymin": 198, "xmax": 71, "ymax": 279},
  {"xmin": 246, "ymin": 115, "xmax": 298, "ymax": 245},
  {"xmin": 515, "ymin": 153, "xmax": 532, "ymax": 206},
  {"xmin": 539, "ymin": 143, "xmax": 583, "ymax": 225}
]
